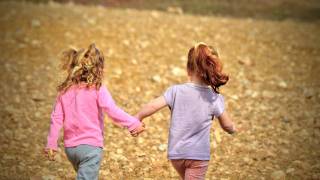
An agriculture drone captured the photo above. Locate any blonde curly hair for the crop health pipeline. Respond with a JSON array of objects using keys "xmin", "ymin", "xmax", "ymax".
[{"xmin": 57, "ymin": 43, "xmax": 104, "ymax": 93}]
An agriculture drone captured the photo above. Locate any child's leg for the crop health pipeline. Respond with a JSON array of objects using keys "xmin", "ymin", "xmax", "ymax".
[
  {"xmin": 76, "ymin": 145, "xmax": 102, "ymax": 180},
  {"xmin": 65, "ymin": 146, "xmax": 80, "ymax": 171},
  {"xmin": 171, "ymin": 159, "xmax": 187, "ymax": 179},
  {"xmin": 184, "ymin": 160, "xmax": 209, "ymax": 180},
  {"xmin": 65, "ymin": 145, "xmax": 103, "ymax": 180}
]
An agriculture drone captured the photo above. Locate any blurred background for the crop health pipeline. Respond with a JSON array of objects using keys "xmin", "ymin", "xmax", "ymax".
[{"xmin": 0, "ymin": 0, "xmax": 319, "ymax": 179}]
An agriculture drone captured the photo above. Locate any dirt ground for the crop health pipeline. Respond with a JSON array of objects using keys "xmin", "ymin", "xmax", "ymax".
[{"xmin": 0, "ymin": 1, "xmax": 319, "ymax": 179}]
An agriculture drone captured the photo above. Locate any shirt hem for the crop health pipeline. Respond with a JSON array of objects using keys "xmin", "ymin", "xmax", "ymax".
[
  {"xmin": 168, "ymin": 155, "xmax": 210, "ymax": 161},
  {"xmin": 64, "ymin": 141, "xmax": 103, "ymax": 148}
]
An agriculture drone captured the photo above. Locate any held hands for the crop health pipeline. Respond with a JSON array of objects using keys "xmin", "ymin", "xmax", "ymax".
[
  {"xmin": 130, "ymin": 114, "xmax": 145, "ymax": 137},
  {"xmin": 44, "ymin": 148, "xmax": 57, "ymax": 161},
  {"xmin": 130, "ymin": 122, "xmax": 145, "ymax": 137},
  {"xmin": 130, "ymin": 97, "xmax": 167, "ymax": 137}
]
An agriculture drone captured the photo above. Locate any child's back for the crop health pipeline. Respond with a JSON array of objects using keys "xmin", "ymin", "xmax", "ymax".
[
  {"xmin": 164, "ymin": 83, "xmax": 224, "ymax": 160},
  {"xmin": 51, "ymin": 85, "xmax": 104, "ymax": 148},
  {"xmin": 47, "ymin": 84, "xmax": 141, "ymax": 150},
  {"xmin": 136, "ymin": 42, "xmax": 236, "ymax": 180},
  {"xmin": 45, "ymin": 44, "xmax": 144, "ymax": 180}
]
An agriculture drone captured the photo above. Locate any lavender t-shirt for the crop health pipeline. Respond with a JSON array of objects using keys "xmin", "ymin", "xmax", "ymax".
[{"xmin": 163, "ymin": 83, "xmax": 225, "ymax": 160}]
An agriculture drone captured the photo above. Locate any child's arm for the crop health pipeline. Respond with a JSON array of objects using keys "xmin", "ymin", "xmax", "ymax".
[
  {"xmin": 135, "ymin": 96, "xmax": 167, "ymax": 121},
  {"xmin": 98, "ymin": 86, "xmax": 144, "ymax": 133},
  {"xmin": 217, "ymin": 111, "xmax": 237, "ymax": 134},
  {"xmin": 45, "ymin": 96, "xmax": 64, "ymax": 160}
]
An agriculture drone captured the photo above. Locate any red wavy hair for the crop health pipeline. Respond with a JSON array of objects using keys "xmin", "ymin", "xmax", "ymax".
[{"xmin": 187, "ymin": 42, "xmax": 229, "ymax": 93}]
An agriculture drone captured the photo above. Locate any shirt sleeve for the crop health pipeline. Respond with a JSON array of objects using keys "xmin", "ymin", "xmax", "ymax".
[
  {"xmin": 98, "ymin": 85, "xmax": 141, "ymax": 131},
  {"xmin": 163, "ymin": 86, "xmax": 176, "ymax": 108},
  {"xmin": 213, "ymin": 94, "xmax": 225, "ymax": 118},
  {"xmin": 46, "ymin": 95, "xmax": 64, "ymax": 150}
]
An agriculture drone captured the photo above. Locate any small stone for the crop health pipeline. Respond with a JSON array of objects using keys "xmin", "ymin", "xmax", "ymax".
[
  {"xmin": 35, "ymin": 112, "xmax": 41, "ymax": 118},
  {"xmin": 171, "ymin": 67, "xmax": 185, "ymax": 76},
  {"xmin": 31, "ymin": 19, "xmax": 41, "ymax": 27},
  {"xmin": 87, "ymin": 18, "xmax": 96, "ymax": 25},
  {"xmin": 270, "ymin": 170, "xmax": 285, "ymax": 180},
  {"xmin": 26, "ymin": 75, "xmax": 32, "ymax": 80},
  {"xmin": 303, "ymin": 89, "xmax": 313, "ymax": 99},
  {"xmin": 262, "ymin": 90, "xmax": 274, "ymax": 98},
  {"xmin": 113, "ymin": 68, "xmax": 122, "ymax": 76},
  {"xmin": 122, "ymin": 40, "xmax": 130, "ymax": 46},
  {"xmin": 230, "ymin": 95, "xmax": 239, "ymax": 100},
  {"xmin": 138, "ymin": 138, "xmax": 144, "ymax": 144},
  {"xmin": 158, "ymin": 144, "xmax": 167, "ymax": 152},
  {"xmin": 139, "ymin": 41, "xmax": 149, "ymax": 49},
  {"xmin": 131, "ymin": 59, "xmax": 138, "ymax": 65},
  {"xmin": 151, "ymin": 75, "xmax": 161, "ymax": 83},
  {"xmin": 281, "ymin": 116, "xmax": 290, "ymax": 123},
  {"xmin": 64, "ymin": 31, "xmax": 73, "ymax": 38},
  {"xmin": 286, "ymin": 168, "xmax": 294, "ymax": 174},
  {"xmin": 14, "ymin": 95, "xmax": 20, "ymax": 103},
  {"xmin": 278, "ymin": 81, "xmax": 287, "ymax": 88},
  {"xmin": 243, "ymin": 157, "xmax": 252, "ymax": 165},
  {"xmin": 238, "ymin": 57, "xmax": 253, "ymax": 66},
  {"xmin": 116, "ymin": 148, "xmax": 123, "ymax": 154},
  {"xmin": 151, "ymin": 11, "xmax": 160, "ymax": 18},
  {"xmin": 137, "ymin": 152, "xmax": 146, "ymax": 157},
  {"xmin": 244, "ymin": 89, "xmax": 252, "ymax": 96},
  {"xmin": 281, "ymin": 149, "xmax": 289, "ymax": 154},
  {"xmin": 18, "ymin": 43, "xmax": 26, "ymax": 48},
  {"xmin": 22, "ymin": 143, "xmax": 29, "ymax": 148},
  {"xmin": 180, "ymin": 55, "xmax": 187, "ymax": 62},
  {"xmin": 31, "ymin": 39, "xmax": 40, "ymax": 45},
  {"xmin": 20, "ymin": 81, "xmax": 27, "ymax": 87},
  {"xmin": 137, "ymin": 157, "xmax": 144, "ymax": 162}
]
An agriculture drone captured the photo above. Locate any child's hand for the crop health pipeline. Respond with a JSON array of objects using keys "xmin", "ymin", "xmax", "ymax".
[
  {"xmin": 44, "ymin": 148, "xmax": 57, "ymax": 161},
  {"xmin": 233, "ymin": 126, "xmax": 245, "ymax": 134},
  {"xmin": 130, "ymin": 123, "xmax": 145, "ymax": 137}
]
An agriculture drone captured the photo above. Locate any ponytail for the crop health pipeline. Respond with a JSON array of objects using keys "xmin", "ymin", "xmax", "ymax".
[
  {"xmin": 57, "ymin": 43, "xmax": 104, "ymax": 93},
  {"xmin": 187, "ymin": 43, "xmax": 229, "ymax": 93}
]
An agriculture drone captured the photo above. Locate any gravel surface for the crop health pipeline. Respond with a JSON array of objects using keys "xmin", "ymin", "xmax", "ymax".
[{"xmin": 0, "ymin": 1, "xmax": 319, "ymax": 179}]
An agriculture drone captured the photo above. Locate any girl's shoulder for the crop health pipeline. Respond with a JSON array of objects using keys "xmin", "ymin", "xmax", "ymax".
[
  {"xmin": 207, "ymin": 89, "xmax": 223, "ymax": 99},
  {"xmin": 97, "ymin": 84, "xmax": 113, "ymax": 97},
  {"xmin": 97, "ymin": 84, "xmax": 108, "ymax": 92},
  {"xmin": 168, "ymin": 83, "xmax": 189, "ymax": 90},
  {"xmin": 59, "ymin": 83, "xmax": 103, "ymax": 97},
  {"xmin": 164, "ymin": 83, "xmax": 185, "ymax": 94}
]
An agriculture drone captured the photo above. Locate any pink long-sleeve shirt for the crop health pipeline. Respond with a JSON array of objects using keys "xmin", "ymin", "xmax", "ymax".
[{"xmin": 46, "ymin": 84, "xmax": 141, "ymax": 150}]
